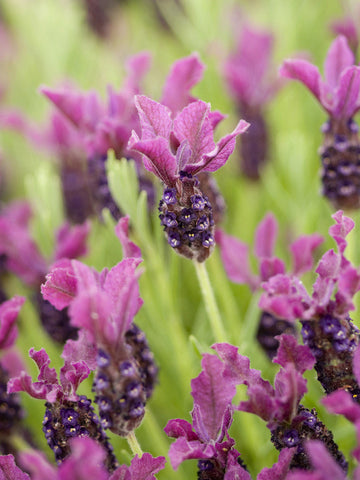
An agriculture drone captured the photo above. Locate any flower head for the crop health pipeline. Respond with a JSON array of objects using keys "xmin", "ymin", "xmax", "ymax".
[{"xmin": 280, "ymin": 35, "xmax": 360, "ymax": 120}]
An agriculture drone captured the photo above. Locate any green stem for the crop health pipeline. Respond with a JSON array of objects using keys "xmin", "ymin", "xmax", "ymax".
[
  {"xmin": 127, "ymin": 431, "xmax": 143, "ymax": 457},
  {"xmin": 193, "ymin": 260, "xmax": 227, "ymax": 343}
]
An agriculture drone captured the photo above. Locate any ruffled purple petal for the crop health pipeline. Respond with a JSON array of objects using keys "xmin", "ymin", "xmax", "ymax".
[
  {"xmin": 188, "ymin": 119, "xmax": 249, "ymax": 174},
  {"xmin": 0, "ymin": 296, "xmax": 25, "ymax": 350},
  {"xmin": 173, "ymin": 101, "xmax": 215, "ymax": 168},
  {"xmin": 164, "ymin": 418, "xmax": 199, "ymax": 441},
  {"xmin": 259, "ymin": 257, "xmax": 286, "ymax": 282},
  {"xmin": 305, "ymin": 440, "xmax": 346, "ymax": 479},
  {"xmin": 238, "ymin": 383, "xmax": 275, "ymax": 421},
  {"xmin": 19, "ymin": 450, "xmax": 57, "ymax": 480},
  {"xmin": 128, "ymin": 133, "xmax": 177, "ymax": 187},
  {"xmin": 273, "ymin": 334, "xmax": 315, "ymax": 374},
  {"xmin": 191, "ymin": 353, "xmax": 236, "ymax": 441},
  {"xmin": 118, "ymin": 453, "xmax": 166, "ymax": 480},
  {"xmin": 329, "ymin": 210, "xmax": 354, "ymax": 255},
  {"xmin": 161, "ymin": 53, "xmax": 205, "ymax": 116},
  {"xmin": 133, "ymin": 95, "xmax": 172, "ymax": 140},
  {"xmin": 290, "ymin": 234, "xmax": 324, "ymax": 275},
  {"xmin": 115, "ymin": 216, "xmax": 142, "ymax": 259},
  {"xmin": 333, "ymin": 65, "xmax": 360, "ymax": 118},
  {"xmin": 41, "ymin": 259, "xmax": 77, "ymax": 310},
  {"xmin": 59, "ymin": 361, "xmax": 91, "ymax": 401},
  {"xmin": 58, "ymin": 437, "xmax": 108, "ymax": 480},
  {"xmin": 61, "ymin": 330, "xmax": 97, "ymax": 370},
  {"xmin": 323, "ymin": 389, "xmax": 360, "ymax": 423},
  {"xmin": 215, "ymin": 230, "xmax": 260, "ymax": 291},
  {"xmin": 254, "ymin": 213, "xmax": 278, "ymax": 258},
  {"xmin": 53, "ymin": 221, "xmax": 91, "ymax": 261},
  {"xmin": 279, "ymin": 59, "xmax": 322, "ymax": 103},
  {"xmin": 168, "ymin": 437, "xmax": 215, "ymax": 470},
  {"xmin": 273, "ymin": 365, "xmax": 308, "ymax": 424},
  {"xmin": 324, "ymin": 35, "xmax": 354, "ymax": 91},
  {"xmin": 0, "ymin": 455, "xmax": 30, "ymax": 480},
  {"xmin": 257, "ymin": 448, "xmax": 294, "ymax": 480}
]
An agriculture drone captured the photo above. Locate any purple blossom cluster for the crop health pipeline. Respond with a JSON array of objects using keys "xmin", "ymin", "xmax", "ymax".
[{"xmin": 3, "ymin": 3, "xmax": 360, "ymax": 480}]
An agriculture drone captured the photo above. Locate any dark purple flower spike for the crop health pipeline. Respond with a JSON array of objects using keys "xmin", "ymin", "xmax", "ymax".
[
  {"xmin": 129, "ymin": 95, "xmax": 249, "ymax": 262},
  {"xmin": 260, "ymin": 211, "xmax": 360, "ymax": 399},
  {"xmin": 280, "ymin": 35, "xmax": 360, "ymax": 209},
  {"xmin": 42, "ymin": 223, "xmax": 157, "ymax": 437},
  {"xmin": 224, "ymin": 22, "xmax": 282, "ymax": 179},
  {"xmin": 7, "ymin": 347, "xmax": 118, "ymax": 471},
  {"xmin": 216, "ymin": 213, "xmax": 323, "ymax": 358},
  {"xmin": 213, "ymin": 336, "xmax": 347, "ymax": 473}
]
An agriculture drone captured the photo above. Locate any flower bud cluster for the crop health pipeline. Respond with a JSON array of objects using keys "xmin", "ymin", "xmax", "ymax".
[
  {"xmin": 42, "ymin": 395, "xmax": 118, "ymax": 471},
  {"xmin": 158, "ymin": 173, "xmax": 215, "ymax": 262},
  {"xmin": 271, "ymin": 404, "xmax": 348, "ymax": 472},
  {"xmin": 93, "ymin": 324, "xmax": 158, "ymax": 436},
  {"xmin": 301, "ymin": 315, "xmax": 360, "ymax": 397},
  {"xmin": 320, "ymin": 118, "xmax": 360, "ymax": 209}
]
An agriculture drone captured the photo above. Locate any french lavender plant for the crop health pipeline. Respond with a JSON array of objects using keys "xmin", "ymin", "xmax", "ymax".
[
  {"xmin": 7, "ymin": 346, "xmax": 119, "ymax": 471},
  {"xmin": 224, "ymin": 22, "xmax": 282, "ymax": 179},
  {"xmin": 216, "ymin": 213, "xmax": 323, "ymax": 358},
  {"xmin": 41, "ymin": 217, "xmax": 158, "ymax": 438},
  {"xmin": 0, "ymin": 200, "xmax": 90, "ymax": 343},
  {"xmin": 128, "ymin": 95, "xmax": 249, "ymax": 262},
  {"xmin": 260, "ymin": 211, "xmax": 360, "ymax": 399},
  {"xmin": 280, "ymin": 35, "xmax": 360, "ymax": 209}
]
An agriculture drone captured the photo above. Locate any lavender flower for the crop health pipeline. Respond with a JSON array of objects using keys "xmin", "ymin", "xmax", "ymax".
[
  {"xmin": 214, "ymin": 335, "xmax": 347, "ymax": 472},
  {"xmin": 164, "ymin": 346, "xmax": 296, "ymax": 479},
  {"xmin": 7, "ymin": 345, "xmax": 118, "ymax": 471},
  {"xmin": 0, "ymin": 200, "xmax": 90, "ymax": 343},
  {"xmin": 224, "ymin": 22, "xmax": 282, "ymax": 179},
  {"xmin": 280, "ymin": 35, "xmax": 360, "ymax": 209},
  {"xmin": 260, "ymin": 211, "xmax": 360, "ymax": 398},
  {"xmin": 41, "ymin": 218, "xmax": 157, "ymax": 436},
  {"xmin": 129, "ymin": 95, "xmax": 249, "ymax": 261},
  {"xmin": 216, "ymin": 213, "xmax": 323, "ymax": 358}
]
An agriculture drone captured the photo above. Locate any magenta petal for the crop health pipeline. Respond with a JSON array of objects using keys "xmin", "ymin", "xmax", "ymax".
[
  {"xmin": 40, "ymin": 86, "xmax": 86, "ymax": 128},
  {"xmin": 191, "ymin": 119, "xmax": 250, "ymax": 174},
  {"xmin": 164, "ymin": 418, "xmax": 199, "ymax": 441},
  {"xmin": 279, "ymin": 59, "xmax": 321, "ymax": 102},
  {"xmin": 59, "ymin": 437, "xmax": 108, "ymax": 480},
  {"xmin": 0, "ymin": 455, "xmax": 30, "ymax": 480},
  {"xmin": 124, "ymin": 51, "xmax": 152, "ymax": 92},
  {"xmin": 173, "ymin": 101, "xmax": 215, "ymax": 167},
  {"xmin": 0, "ymin": 296, "xmax": 25, "ymax": 349},
  {"xmin": 41, "ymin": 259, "xmax": 77, "ymax": 310},
  {"xmin": 134, "ymin": 95, "xmax": 172, "ymax": 140},
  {"xmin": 254, "ymin": 213, "xmax": 278, "ymax": 258},
  {"xmin": 168, "ymin": 437, "xmax": 215, "ymax": 470},
  {"xmin": 161, "ymin": 53, "xmax": 205, "ymax": 116},
  {"xmin": 7, "ymin": 371, "xmax": 53, "ymax": 400},
  {"xmin": 215, "ymin": 229, "xmax": 259, "ymax": 291},
  {"xmin": 103, "ymin": 258, "xmax": 143, "ymax": 341},
  {"xmin": 323, "ymin": 389, "xmax": 360, "ymax": 423},
  {"xmin": 53, "ymin": 221, "xmax": 91, "ymax": 261},
  {"xmin": 305, "ymin": 440, "xmax": 346, "ymax": 480},
  {"xmin": 290, "ymin": 234, "xmax": 324, "ymax": 275},
  {"xmin": 329, "ymin": 210, "xmax": 354, "ymax": 254},
  {"xmin": 273, "ymin": 366, "xmax": 307, "ymax": 423},
  {"xmin": 19, "ymin": 450, "xmax": 57, "ymax": 480},
  {"xmin": 324, "ymin": 35, "xmax": 354, "ymax": 91},
  {"xmin": 238, "ymin": 383, "xmax": 274, "ymax": 421},
  {"xmin": 259, "ymin": 257, "xmax": 286, "ymax": 282},
  {"xmin": 333, "ymin": 66, "xmax": 360, "ymax": 118},
  {"xmin": 115, "ymin": 216, "xmax": 142, "ymax": 258},
  {"xmin": 123, "ymin": 453, "xmax": 166, "ymax": 480},
  {"xmin": 129, "ymin": 134, "xmax": 177, "ymax": 187},
  {"xmin": 257, "ymin": 448, "xmax": 294, "ymax": 480},
  {"xmin": 273, "ymin": 334, "xmax": 315, "ymax": 374},
  {"xmin": 191, "ymin": 353, "xmax": 236, "ymax": 441},
  {"xmin": 61, "ymin": 330, "xmax": 97, "ymax": 371},
  {"xmin": 59, "ymin": 361, "xmax": 90, "ymax": 401}
]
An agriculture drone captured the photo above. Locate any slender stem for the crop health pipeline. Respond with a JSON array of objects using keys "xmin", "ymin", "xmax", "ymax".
[
  {"xmin": 193, "ymin": 260, "xmax": 227, "ymax": 343},
  {"xmin": 127, "ymin": 431, "xmax": 143, "ymax": 457}
]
